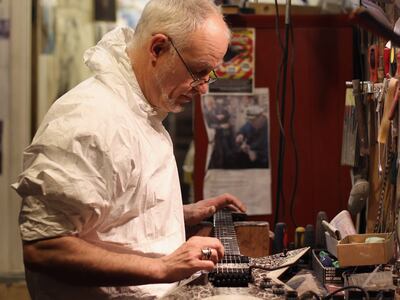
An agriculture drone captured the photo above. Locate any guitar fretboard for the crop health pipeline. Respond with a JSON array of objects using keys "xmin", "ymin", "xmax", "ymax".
[{"xmin": 213, "ymin": 210, "xmax": 241, "ymax": 256}]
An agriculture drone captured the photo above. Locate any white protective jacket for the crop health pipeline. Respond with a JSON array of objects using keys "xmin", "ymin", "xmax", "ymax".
[{"xmin": 12, "ymin": 27, "xmax": 186, "ymax": 299}]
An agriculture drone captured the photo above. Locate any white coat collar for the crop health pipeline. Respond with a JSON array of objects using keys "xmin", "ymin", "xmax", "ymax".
[{"xmin": 83, "ymin": 27, "xmax": 167, "ymax": 121}]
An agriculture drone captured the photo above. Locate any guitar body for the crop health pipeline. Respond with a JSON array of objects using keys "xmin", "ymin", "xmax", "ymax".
[
  {"xmin": 163, "ymin": 211, "xmax": 305, "ymax": 299},
  {"xmin": 162, "ymin": 268, "xmax": 287, "ymax": 300}
]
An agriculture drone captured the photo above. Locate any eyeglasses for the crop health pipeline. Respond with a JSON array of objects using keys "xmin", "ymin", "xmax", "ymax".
[{"xmin": 168, "ymin": 38, "xmax": 218, "ymax": 88}]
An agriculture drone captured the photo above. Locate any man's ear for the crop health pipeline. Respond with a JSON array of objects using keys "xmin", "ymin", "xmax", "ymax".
[{"xmin": 149, "ymin": 34, "xmax": 169, "ymax": 60}]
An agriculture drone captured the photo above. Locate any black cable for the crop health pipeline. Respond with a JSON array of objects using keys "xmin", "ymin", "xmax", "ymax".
[
  {"xmin": 273, "ymin": 0, "xmax": 285, "ymax": 226},
  {"xmin": 299, "ymin": 291, "xmax": 321, "ymax": 300},
  {"xmin": 274, "ymin": 0, "xmax": 298, "ymax": 226},
  {"xmin": 280, "ymin": 21, "xmax": 291, "ymax": 220},
  {"xmin": 274, "ymin": 15, "xmax": 290, "ymax": 225},
  {"xmin": 274, "ymin": 0, "xmax": 284, "ymax": 51},
  {"xmin": 288, "ymin": 20, "xmax": 299, "ymax": 228},
  {"xmin": 276, "ymin": 46, "xmax": 286, "ymax": 136},
  {"xmin": 274, "ymin": 0, "xmax": 286, "ymax": 135},
  {"xmin": 275, "ymin": 46, "xmax": 287, "ymax": 222},
  {"xmin": 301, "ymin": 285, "xmax": 370, "ymax": 300},
  {"xmin": 323, "ymin": 285, "xmax": 370, "ymax": 299}
]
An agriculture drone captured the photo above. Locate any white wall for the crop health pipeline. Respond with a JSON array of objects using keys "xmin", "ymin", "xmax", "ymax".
[{"xmin": 0, "ymin": 0, "xmax": 31, "ymax": 276}]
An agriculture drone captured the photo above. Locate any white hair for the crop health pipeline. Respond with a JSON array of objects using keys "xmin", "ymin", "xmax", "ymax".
[{"xmin": 131, "ymin": 0, "xmax": 230, "ymax": 50}]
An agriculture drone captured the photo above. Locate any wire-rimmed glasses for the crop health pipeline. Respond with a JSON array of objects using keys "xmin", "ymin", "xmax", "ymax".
[{"xmin": 168, "ymin": 38, "xmax": 218, "ymax": 88}]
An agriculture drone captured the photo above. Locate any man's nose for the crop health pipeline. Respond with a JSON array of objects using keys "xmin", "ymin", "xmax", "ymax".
[{"xmin": 194, "ymin": 82, "xmax": 208, "ymax": 95}]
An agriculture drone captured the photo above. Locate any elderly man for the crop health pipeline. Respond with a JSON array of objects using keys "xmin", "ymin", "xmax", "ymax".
[{"xmin": 12, "ymin": 0, "xmax": 245, "ymax": 299}]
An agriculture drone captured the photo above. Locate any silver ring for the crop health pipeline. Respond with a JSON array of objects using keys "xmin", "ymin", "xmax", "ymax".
[{"xmin": 201, "ymin": 247, "xmax": 212, "ymax": 260}]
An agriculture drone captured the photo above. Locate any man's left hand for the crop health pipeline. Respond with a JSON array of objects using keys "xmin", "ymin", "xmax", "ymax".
[{"xmin": 183, "ymin": 193, "xmax": 246, "ymax": 226}]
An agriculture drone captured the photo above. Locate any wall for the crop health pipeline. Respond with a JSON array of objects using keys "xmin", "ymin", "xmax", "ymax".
[{"xmin": 0, "ymin": 0, "xmax": 31, "ymax": 277}]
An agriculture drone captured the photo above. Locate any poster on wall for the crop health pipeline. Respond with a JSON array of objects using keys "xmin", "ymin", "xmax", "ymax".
[
  {"xmin": 117, "ymin": 0, "xmax": 150, "ymax": 28},
  {"xmin": 95, "ymin": 0, "xmax": 149, "ymax": 43},
  {"xmin": 202, "ymin": 88, "xmax": 271, "ymax": 215},
  {"xmin": 54, "ymin": 1, "xmax": 95, "ymax": 98},
  {"xmin": 36, "ymin": 0, "xmax": 95, "ymax": 128},
  {"xmin": 40, "ymin": 0, "xmax": 56, "ymax": 54},
  {"xmin": 209, "ymin": 28, "xmax": 255, "ymax": 94}
]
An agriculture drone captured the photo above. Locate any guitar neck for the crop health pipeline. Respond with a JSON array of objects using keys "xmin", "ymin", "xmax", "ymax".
[{"xmin": 213, "ymin": 210, "xmax": 241, "ymax": 256}]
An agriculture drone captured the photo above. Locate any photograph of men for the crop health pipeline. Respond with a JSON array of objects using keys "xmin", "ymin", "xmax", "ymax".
[{"xmin": 202, "ymin": 93, "xmax": 269, "ymax": 170}]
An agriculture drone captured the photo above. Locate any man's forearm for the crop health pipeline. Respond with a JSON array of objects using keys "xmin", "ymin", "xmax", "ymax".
[{"xmin": 23, "ymin": 236, "xmax": 166, "ymax": 286}]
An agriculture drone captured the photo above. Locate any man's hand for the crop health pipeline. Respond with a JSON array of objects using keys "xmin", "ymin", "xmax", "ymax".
[
  {"xmin": 159, "ymin": 236, "xmax": 224, "ymax": 282},
  {"xmin": 183, "ymin": 193, "xmax": 246, "ymax": 226},
  {"xmin": 22, "ymin": 235, "xmax": 224, "ymax": 286}
]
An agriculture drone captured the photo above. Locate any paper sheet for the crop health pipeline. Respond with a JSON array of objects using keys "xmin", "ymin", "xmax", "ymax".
[{"xmin": 330, "ymin": 210, "xmax": 357, "ymax": 238}]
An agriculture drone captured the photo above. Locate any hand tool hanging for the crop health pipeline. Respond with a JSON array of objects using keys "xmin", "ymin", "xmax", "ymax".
[
  {"xmin": 340, "ymin": 87, "xmax": 357, "ymax": 167},
  {"xmin": 365, "ymin": 75, "xmax": 385, "ymax": 232},
  {"xmin": 345, "ymin": 80, "xmax": 370, "ymax": 219}
]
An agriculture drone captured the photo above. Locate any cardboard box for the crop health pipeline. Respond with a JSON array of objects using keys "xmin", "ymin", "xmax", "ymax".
[{"xmin": 325, "ymin": 232, "xmax": 394, "ymax": 267}]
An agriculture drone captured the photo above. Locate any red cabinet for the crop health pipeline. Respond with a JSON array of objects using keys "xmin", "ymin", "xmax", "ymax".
[{"xmin": 194, "ymin": 14, "xmax": 353, "ymax": 236}]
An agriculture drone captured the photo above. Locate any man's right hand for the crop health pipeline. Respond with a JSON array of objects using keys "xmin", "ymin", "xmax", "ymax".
[{"xmin": 158, "ymin": 236, "xmax": 224, "ymax": 282}]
